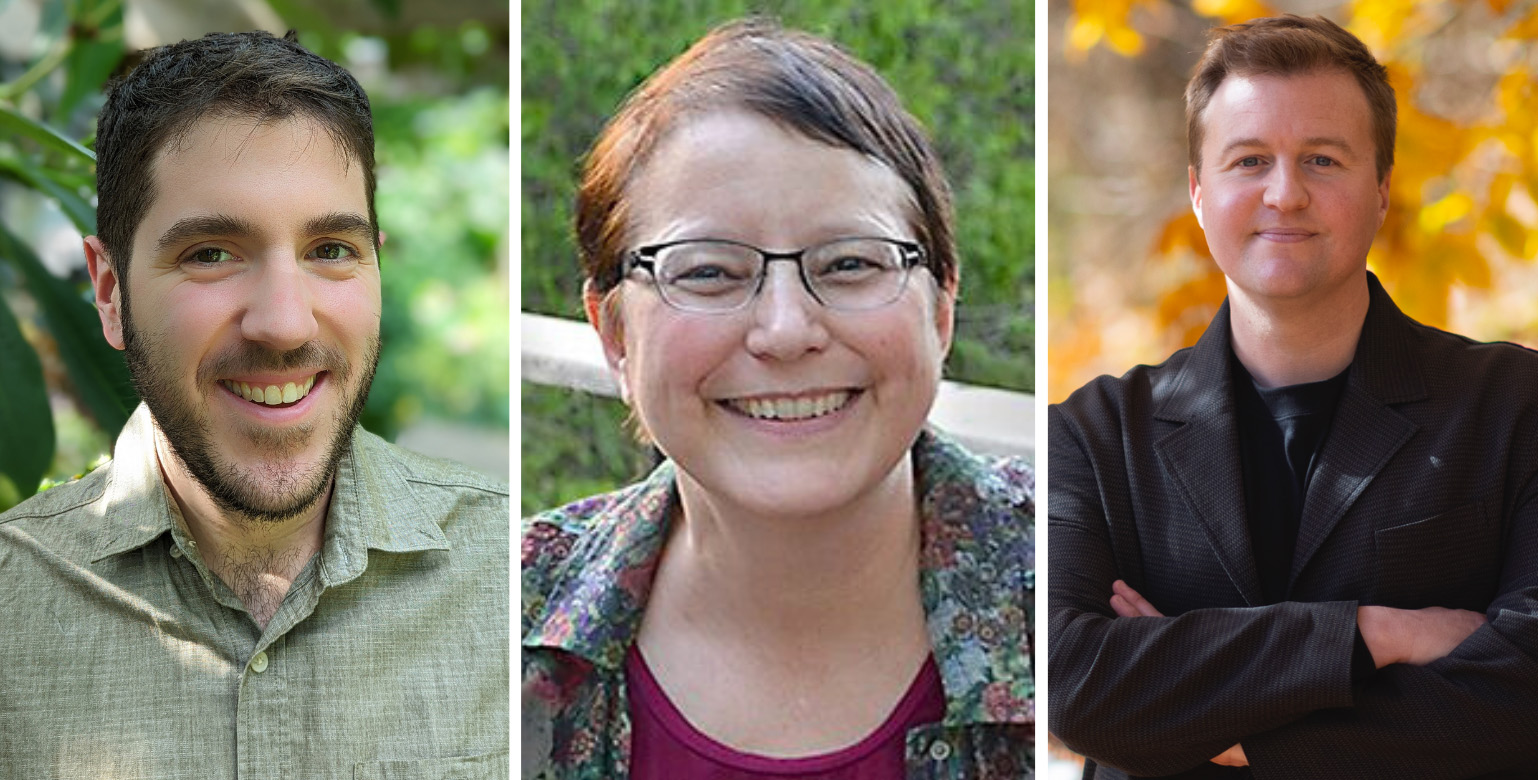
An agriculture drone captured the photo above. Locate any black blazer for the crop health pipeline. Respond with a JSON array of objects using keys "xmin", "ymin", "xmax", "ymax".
[{"xmin": 1049, "ymin": 274, "xmax": 1538, "ymax": 779}]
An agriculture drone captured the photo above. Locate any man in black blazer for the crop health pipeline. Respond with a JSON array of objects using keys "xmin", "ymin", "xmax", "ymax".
[{"xmin": 1049, "ymin": 15, "xmax": 1538, "ymax": 779}]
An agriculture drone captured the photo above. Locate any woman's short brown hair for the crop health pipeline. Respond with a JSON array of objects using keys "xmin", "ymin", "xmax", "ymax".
[
  {"xmin": 1186, "ymin": 14, "xmax": 1396, "ymax": 181},
  {"xmin": 576, "ymin": 18, "xmax": 957, "ymax": 295}
]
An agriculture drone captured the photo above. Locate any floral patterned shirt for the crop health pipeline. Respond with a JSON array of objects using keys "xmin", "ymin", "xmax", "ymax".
[{"xmin": 522, "ymin": 430, "xmax": 1034, "ymax": 779}]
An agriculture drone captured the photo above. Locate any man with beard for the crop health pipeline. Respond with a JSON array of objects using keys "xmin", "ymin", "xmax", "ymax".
[{"xmin": 0, "ymin": 31, "xmax": 509, "ymax": 778}]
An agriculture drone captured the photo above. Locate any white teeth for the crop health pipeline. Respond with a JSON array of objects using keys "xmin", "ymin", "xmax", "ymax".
[
  {"xmin": 730, "ymin": 391, "xmax": 852, "ymax": 421},
  {"xmin": 222, "ymin": 374, "xmax": 319, "ymax": 407}
]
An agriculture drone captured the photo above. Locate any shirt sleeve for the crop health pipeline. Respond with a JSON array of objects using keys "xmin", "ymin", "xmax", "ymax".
[{"xmin": 1239, "ymin": 472, "xmax": 1538, "ymax": 779}]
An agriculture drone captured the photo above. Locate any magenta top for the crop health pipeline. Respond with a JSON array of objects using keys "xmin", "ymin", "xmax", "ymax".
[{"xmin": 625, "ymin": 646, "xmax": 946, "ymax": 779}]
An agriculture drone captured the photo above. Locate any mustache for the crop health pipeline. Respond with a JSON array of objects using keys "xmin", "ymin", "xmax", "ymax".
[{"xmin": 196, "ymin": 341, "xmax": 349, "ymax": 384}]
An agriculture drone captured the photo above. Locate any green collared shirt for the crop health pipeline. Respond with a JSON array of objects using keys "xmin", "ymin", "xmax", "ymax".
[{"xmin": 0, "ymin": 404, "xmax": 510, "ymax": 779}]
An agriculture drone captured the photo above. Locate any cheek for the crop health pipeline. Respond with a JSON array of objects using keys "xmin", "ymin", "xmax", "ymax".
[
  {"xmin": 860, "ymin": 311, "xmax": 944, "ymax": 382},
  {"xmin": 622, "ymin": 313, "xmax": 730, "ymax": 405},
  {"xmin": 315, "ymin": 278, "xmax": 382, "ymax": 335},
  {"xmin": 135, "ymin": 282, "xmax": 233, "ymax": 353}
]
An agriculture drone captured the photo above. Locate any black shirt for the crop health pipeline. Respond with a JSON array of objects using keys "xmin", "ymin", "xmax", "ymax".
[
  {"xmin": 1232, "ymin": 353, "xmax": 1377, "ymax": 681},
  {"xmin": 1232, "ymin": 354, "xmax": 1351, "ymax": 604}
]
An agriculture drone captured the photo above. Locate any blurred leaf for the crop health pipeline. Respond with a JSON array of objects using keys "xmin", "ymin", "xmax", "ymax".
[
  {"xmin": 262, "ymin": 0, "xmax": 334, "ymax": 36},
  {"xmin": 1489, "ymin": 212, "xmax": 1529, "ymax": 258},
  {"xmin": 0, "ymin": 157, "xmax": 97, "ymax": 234},
  {"xmin": 0, "ymin": 292, "xmax": 55, "ymax": 500},
  {"xmin": 0, "ymin": 222, "xmax": 135, "ymax": 436},
  {"xmin": 369, "ymin": 0, "xmax": 402, "ymax": 21},
  {"xmin": 0, "ymin": 104, "xmax": 97, "ymax": 165},
  {"xmin": 52, "ymin": 1, "xmax": 125, "ymax": 125}
]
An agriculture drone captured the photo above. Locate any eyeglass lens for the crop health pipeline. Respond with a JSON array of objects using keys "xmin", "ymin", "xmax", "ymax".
[{"xmin": 651, "ymin": 238, "xmax": 911, "ymax": 312}]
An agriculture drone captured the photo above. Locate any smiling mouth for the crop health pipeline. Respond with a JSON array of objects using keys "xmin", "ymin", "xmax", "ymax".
[
  {"xmin": 723, "ymin": 391, "xmax": 855, "ymax": 421},
  {"xmin": 220, "ymin": 374, "xmax": 319, "ymax": 407}
]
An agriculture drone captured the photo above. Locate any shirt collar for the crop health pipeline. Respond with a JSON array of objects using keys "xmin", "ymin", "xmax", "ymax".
[
  {"xmin": 522, "ymin": 429, "xmax": 1035, "ymax": 725},
  {"xmin": 91, "ymin": 404, "xmax": 451, "ymax": 572},
  {"xmin": 92, "ymin": 404, "xmax": 176, "ymax": 562},
  {"xmin": 319, "ymin": 428, "xmax": 452, "ymax": 587}
]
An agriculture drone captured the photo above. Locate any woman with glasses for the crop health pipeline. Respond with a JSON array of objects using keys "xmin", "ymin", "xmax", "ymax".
[{"xmin": 522, "ymin": 18, "xmax": 1033, "ymax": 779}]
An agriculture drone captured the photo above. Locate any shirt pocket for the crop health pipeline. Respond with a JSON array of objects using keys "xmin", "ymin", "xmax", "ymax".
[
  {"xmin": 353, "ymin": 750, "xmax": 509, "ymax": 780},
  {"xmin": 1373, "ymin": 501, "xmax": 1500, "ymax": 610}
]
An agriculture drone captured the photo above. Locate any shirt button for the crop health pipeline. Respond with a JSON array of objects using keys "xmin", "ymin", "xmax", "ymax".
[
  {"xmin": 250, "ymin": 652, "xmax": 269, "ymax": 674},
  {"xmin": 928, "ymin": 739, "xmax": 952, "ymax": 761},
  {"xmin": 169, "ymin": 546, "xmax": 183, "ymax": 559}
]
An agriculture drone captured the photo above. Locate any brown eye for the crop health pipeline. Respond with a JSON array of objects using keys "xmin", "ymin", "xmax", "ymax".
[
  {"xmin": 186, "ymin": 247, "xmax": 235, "ymax": 265},
  {"xmin": 310, "ymin": 243, "xmax": 357, "ymax": 261}
]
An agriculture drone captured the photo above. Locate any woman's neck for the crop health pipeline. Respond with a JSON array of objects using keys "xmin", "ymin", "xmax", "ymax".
[{"xmin": 653, "ymin": 455, "xmax": 925, "ymax": 648}]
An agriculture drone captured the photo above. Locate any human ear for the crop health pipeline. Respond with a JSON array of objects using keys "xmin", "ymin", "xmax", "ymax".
[
  {"xmin": 1189, "ymin": 166, "xmax": 1204, "ymax": 229},
  {"xmin": 933, "ymin": 280, "xmax": 955, "ymax": 358},
  {"xmin": 83, "ymin": 236, "xmax": 125, "ymax": 350},
  {"xmin": 583, "ymin": 279, "xmax": 630, "ymax": 404},
  {"xmin": 1376, "ymin": 169, "xmax": 1392, "ymax": 228}
]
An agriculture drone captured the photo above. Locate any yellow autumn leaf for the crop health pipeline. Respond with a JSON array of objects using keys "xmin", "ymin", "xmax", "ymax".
[
  {"xmin": 1108, "ymin": 26, "xmax": 1146, "ymax": 55},
  {"xmin": 1488, "ymin": 211, "xmax": 1530, "ymax": 257},
  {"xmin": 1503, "ymin": 5, "xmax": 1538, "ymax": 39},
  {"xmin": 1419, "ymin": 191, "xmax": 1475, "ymax": 233},
  {"xmin": 1191, "ymin": 0, "xmax": 1276, "ymax": 24},
  {"xmin": 1068, "ymin": 16, "xmax": 1105, "ymax": 53}
]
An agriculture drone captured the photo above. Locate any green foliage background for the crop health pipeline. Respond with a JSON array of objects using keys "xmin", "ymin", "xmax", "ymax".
[
  {"xmin": 0, "ymin": 1, "xmax": 509, "ymax": 511},
  {"xmin": 521, "ymin": 0, "xmax": 1035, "ymax": 514}
]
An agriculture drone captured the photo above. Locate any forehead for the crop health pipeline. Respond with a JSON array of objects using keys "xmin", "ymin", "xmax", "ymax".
[
  {"xmin": 627, "ymin": 109, "xmax": 913, "ymax": 244},
  {"xmin": 1200, "ymin": 68, "xmax": 1374, "ymax": 148},
  {"xmin": 135, "ymin": 115, "xmax": 366, "ymax": 247}
]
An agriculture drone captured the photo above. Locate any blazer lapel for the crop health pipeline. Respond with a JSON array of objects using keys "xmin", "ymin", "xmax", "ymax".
[
  {"xmin": 1289, "ymin": 274, "xmax": 1425, "ymax": 590},
  {"xmin": 1153, "ymin": 302, "xmax": 1266, "ymax": 607}
]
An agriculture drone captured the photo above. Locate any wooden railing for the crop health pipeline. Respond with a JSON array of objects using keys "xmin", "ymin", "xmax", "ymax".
[{"xmin": 521, "ymin": 312, "xmax": 1033, "ymax": 458}]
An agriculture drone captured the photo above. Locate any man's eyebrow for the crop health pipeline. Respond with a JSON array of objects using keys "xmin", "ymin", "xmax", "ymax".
[
  {"xmin": 1218, "ymin": 136, "xmax": 1357, "ymax": 158},
  {"xmin": 305, "ymin": 212, "xmax": 376, "ymax": 244},
  {"xmin": 1302, "ymin": 136, "xmax": 1356, "ymax": 152},
  {"xmin": 155, "ymin": 214, "xmax": 259, "ymax": 253}
]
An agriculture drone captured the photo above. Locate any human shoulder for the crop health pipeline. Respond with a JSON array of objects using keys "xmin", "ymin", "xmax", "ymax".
[
  {"xmin": 918, "ymin": 430, "xmax": 1034, "ymax": 516},
  {"xmin": 521, "ymin": 464, "xmax": 674, "ymax": 636},
  {"xmin": 0, "ymin": 462, "xmax": 112, "ymax": 556},
  {"xmin": 358, "ymin": 427, "xmax": 509, "ymax": 496},
  {"xmin": 916, "ymin": 432, "xmax": 1033, "ymax": 590},
  {"xmin": 1404, "ymin": 316, "xmax": 1538, "ymax": 387},
  {"xmin": 1051, "ymin": 342, "xmax": 1199, "ymax": 436},
  {"xmin": 354, "ymin": 428, "xmax": 509, "ymax": 530}
]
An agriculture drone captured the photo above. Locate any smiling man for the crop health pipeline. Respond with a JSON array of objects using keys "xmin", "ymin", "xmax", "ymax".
[
  {"xmin": 0, "ymin": 31, "xmax": 508, "ymax": 778},
  {"xmin": 1049, "ymin": 15, "xmax": 1538, "ymax": 779}
]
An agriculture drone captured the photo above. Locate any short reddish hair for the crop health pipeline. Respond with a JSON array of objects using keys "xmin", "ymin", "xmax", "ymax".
[{"xmin": 576, "ymin": 18, "xmax": 956, "ymax": 295}]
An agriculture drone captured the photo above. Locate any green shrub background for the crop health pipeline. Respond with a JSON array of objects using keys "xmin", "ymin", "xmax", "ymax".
[{"xmin": 521, "ymin": 0, "xmax": 1035, "ymax": 514}]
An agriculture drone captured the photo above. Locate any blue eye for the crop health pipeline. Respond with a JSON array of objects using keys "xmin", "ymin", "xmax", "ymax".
[
  {"xmin": 1238, "ymin": 157, "xmax": 1261, "ymax": 168},
  {"xmin": 825, "ymin": 255, "xmax": 880, "ymax": 274},
  {"xmin": 1311, "ymin": 156, "xmax": 1336, "ymax": 167}
]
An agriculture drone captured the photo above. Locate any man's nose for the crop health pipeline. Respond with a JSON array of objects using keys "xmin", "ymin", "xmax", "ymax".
[
  {"xmin": 743, "ymin": 263, "xmax": 830, "ymax": 361},
  {"xmin": 1263, "ymin": 164, "xmax": 1310, "ymax": 211},
  {"xmin": 240, "ymin": 256, "xmax": 319, "ymax": 350}
]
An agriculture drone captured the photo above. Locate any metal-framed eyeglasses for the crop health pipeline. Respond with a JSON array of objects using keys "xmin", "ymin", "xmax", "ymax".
[{"xmin": 622, "ymin": 237, "xmax": 925, "ymax": 314}]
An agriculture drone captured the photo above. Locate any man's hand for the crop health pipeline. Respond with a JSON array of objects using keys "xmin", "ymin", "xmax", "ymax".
[
  {"xmin": 1357, "ymin": 605, "xmax": 1487, "ymax": 668},
  {"xmin": 1210, "ymin": 743, "xmax": 1248, "ymax": 767},
  {"xmin": 1110, "ymin": 579, "xmax": 1164, "ymax": 617},
  {"xmin": 1108, "ymin": 581, "xmax": 1250, "ymax": 767}
]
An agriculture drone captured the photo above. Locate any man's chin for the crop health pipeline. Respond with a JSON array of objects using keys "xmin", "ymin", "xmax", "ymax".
[{"xmin": 196, "ymin": 451, "xmax": 343, "ymax": 524}]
